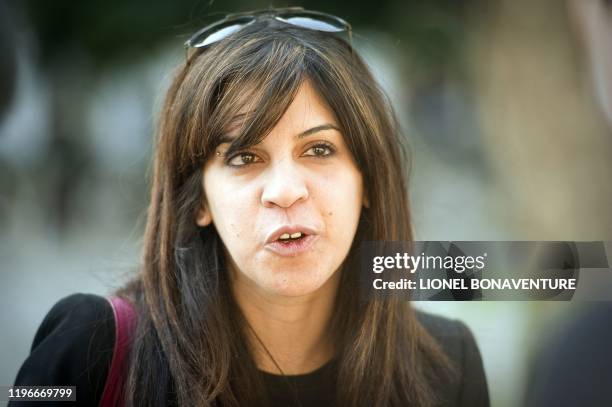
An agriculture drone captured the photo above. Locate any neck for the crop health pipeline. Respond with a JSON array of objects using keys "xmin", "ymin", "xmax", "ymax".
[{"xmin": 230, "ymin": 269, "xmax": 341, "ymax": 375}]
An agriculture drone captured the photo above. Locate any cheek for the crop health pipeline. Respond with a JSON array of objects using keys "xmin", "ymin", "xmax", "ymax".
[
  {"xmin": 317, "ymin": 167, "xmax": 363, "ymax": 238},
  {"xmin": 204, "ymin": 174, "xmax": 258, "ymax": 246}
]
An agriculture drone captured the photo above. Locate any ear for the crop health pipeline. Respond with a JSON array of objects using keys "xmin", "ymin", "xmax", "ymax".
[
  {"xmin": 196, "ymin": 205, "xmax": 212, "ymax": 227},
  {"xmin": 363, "ymin": 191, "xmax": 370, "ymax": 209}
]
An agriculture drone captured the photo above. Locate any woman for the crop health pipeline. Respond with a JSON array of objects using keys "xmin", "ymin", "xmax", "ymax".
[{"xmin": 11, "ymin": 8, "xmax": 489, "ymax": 407}]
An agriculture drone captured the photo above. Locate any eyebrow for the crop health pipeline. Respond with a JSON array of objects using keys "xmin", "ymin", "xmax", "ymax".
[
  {"xmin": 297, "ymin": 123, "xmax": 341, "ymax": 138},
  {"xmin": 218, "ymin": 123, "xmax": 341, "ymax": 145}
]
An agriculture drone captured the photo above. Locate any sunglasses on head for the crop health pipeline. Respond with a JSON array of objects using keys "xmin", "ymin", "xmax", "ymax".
[{"xmin": 184, "ymin": 7, "xmax": 352, "ymax": 49}]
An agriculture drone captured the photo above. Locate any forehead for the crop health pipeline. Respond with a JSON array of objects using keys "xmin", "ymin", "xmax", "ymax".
[
  {"xmin": 220, "ymin": 79, "xmax": 340, "ymax": 143},
  {"xmin": 264, "ymin": 80, "xmax": 338, "ymax": 133}
]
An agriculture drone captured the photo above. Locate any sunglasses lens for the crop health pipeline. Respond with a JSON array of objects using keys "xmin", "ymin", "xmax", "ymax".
[
  {"xmin": 276, "ymin": 15, "xmax": 347, "ymax": 32},
  {"xmin": 187, "ymin": 17, "xmax": 254, "ymax": 48},
  {"xmin": 185, "ymin": 10, "xmax": 350, "ymax": 50}
]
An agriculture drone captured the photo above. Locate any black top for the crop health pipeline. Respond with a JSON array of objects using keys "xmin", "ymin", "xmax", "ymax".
[
  {"xmin": 525, "ymin": 303, "xmax": 612, "ymax": 407},
  {"xmin": 10, "ymin": 293, "xmax": 489, "ymax": 406}
]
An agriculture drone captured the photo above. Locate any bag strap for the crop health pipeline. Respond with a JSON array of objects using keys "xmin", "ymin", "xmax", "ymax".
[{"xmin": 100, "ymin": 296, "xmax": 137, "ymax": 407}]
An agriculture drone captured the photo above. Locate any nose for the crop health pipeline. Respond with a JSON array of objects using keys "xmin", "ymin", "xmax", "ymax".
[{"xmin": 260, "ymin": 158, "xmax": 309, "ymax": 209}]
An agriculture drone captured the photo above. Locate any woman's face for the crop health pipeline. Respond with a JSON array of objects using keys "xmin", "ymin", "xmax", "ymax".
[{"xmin": 197, "ymin": 80, "xmax": 365, "ymax": 297}]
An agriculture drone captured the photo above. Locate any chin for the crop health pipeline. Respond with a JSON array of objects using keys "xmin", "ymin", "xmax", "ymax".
[{"xmin": 261, "ymin": 268, "xmax": 336, "ymax": 297}]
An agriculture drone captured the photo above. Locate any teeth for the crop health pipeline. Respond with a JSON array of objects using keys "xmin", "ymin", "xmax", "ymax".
[{"xmin": 278, "ymin": 232, "xmax": 304, "ymax": 241}]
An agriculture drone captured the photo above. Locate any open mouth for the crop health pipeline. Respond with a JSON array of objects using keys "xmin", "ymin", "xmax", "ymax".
[
  {"xmin": 277, "ymin": 231, "xmax": 308, "ymax": 243},
  {"xmin": 265, "ymin": 228, "xmax": 317, "ymax": 256},
  {"xmin": 264, "ymin": 225, "xmax": 319, "ymax": 256}
]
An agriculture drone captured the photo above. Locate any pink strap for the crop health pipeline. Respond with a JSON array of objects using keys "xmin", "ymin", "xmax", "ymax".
[{"xmin": 100, "ymin": 297, "xmax": 137, "ymax": 407}]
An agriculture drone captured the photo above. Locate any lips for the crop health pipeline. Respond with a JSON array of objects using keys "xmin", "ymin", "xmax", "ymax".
[
  {"xmin": 264, "ymin": 225, "xmax": 318, "ymax": 244},
  {"xmin": 264, "ymin": 225, "xmax": 319, "ymax": 257}
]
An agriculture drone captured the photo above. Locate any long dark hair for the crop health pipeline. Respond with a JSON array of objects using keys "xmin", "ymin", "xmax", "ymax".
[{"xmin": 118, "ymin": 16, "xmax": 454, "ymax": 407}]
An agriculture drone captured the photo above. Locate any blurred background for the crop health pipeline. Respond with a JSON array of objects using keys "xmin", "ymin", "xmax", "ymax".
[{"xmin": 1, "ymin": 0, "xmax": 611, "ymax": 406}]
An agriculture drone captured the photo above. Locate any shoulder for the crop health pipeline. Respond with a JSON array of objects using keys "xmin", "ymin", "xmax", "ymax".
[
  {"xmin": 36, "ymin": 293, "xmax": 114, "ymax": 332},
  {"xmin": 415, "ymin": 310, "xmax": 473, "ymax": 357},
  {"xmin": 415, "ymin": 310, "xmax": 490, "ymax": 407},
  {"xmin": 11, "ymin": 293, "xmax": 116, "ymax": 406}
]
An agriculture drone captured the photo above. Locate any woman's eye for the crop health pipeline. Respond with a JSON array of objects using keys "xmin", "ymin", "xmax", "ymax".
[
  {"xmin": 226, "ymin": 152, "xmax": 260, "ymax": 167},
  {"xmin": 303, "ymin": 143, "xmax": 335, "ymax": 157}
]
